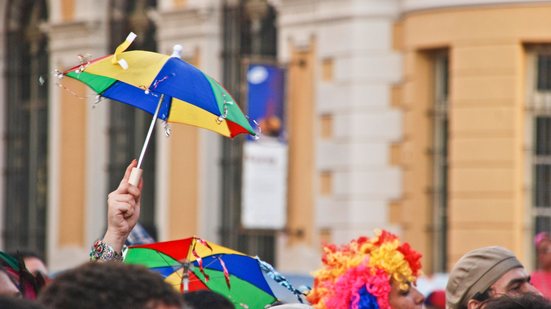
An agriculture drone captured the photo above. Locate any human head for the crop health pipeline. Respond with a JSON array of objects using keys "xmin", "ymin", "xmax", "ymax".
[
  {"xmin": 307, "ymin": 230, "xmax": 424, "ymax": 309},
  {"xmin": 0, "ymin": 251, "xmax": 45, "ymax": 299},
  {"xmin": 8, "ymin": 251, "xmax": 48, "ymax": 277},
  {"xmin": 38, "ymin": 262, "xmax": 182, "ymax": 309},
  {"xmin": 535, "ymin": 232, "xmax": 551, "ymax": 270},
  {"xmin": 535, "ymin": 232, "xmax": 550, "ymax": 248},
  {"xmin": 0, "ymin": 295, "xmax": 46, "ymax": 308},
  {"xmin": 182, "ymin": 290, "xmax": 234, "ymax": 309},
  {"xmin": 480, "ymin": 294, "xmax": 551, "ymax": 309},
  {"xmin": 446, "ymin": 246, "xmax": 540, "ymax": 309}
]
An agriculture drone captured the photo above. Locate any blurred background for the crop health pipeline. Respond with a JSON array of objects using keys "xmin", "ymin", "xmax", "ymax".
[{"xmin": 1, "ymin": 0, "xmax": 550, "ymax": 289}]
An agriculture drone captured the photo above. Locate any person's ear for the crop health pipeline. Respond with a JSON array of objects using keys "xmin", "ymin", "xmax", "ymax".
[{"xmin": 467, "ymin": 299, "xmax": 482, "ymax": 309}]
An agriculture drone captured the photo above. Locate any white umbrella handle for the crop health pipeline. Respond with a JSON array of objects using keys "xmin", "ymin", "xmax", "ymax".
[
  {"xmin": 129, "ymin": 168, "xmax": 143, "ymax": 187},
  {"xmin": 128, "ymin": 93, "xmax": 165, "ymax": 186}
]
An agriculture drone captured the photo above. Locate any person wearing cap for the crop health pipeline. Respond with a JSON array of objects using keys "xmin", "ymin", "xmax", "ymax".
[
  {"xmin": 532, "ymin": 232, "xmax": 551, "ymax": 299},
  {"xmin": 307, "ymin": 229, "xmax": 425, "ymax": 309},
  {"xmin": 446, "ymin": 246, "xmax": 541, "ymax": 309}
]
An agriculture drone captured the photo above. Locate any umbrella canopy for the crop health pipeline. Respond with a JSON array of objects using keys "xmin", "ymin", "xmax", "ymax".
[
  {"xmin": 60, "ymin": 33, "xmax": 256, "ymax": 185},
  {"xmin": 124, "ymin": 237, "xmax": 277, "ymax": 308},
  {"xmin": 62, "ymin": 43, "xmax": 255, "ymax": 138}
]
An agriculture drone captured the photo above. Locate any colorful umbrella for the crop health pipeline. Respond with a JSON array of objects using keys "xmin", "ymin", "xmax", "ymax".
[
  {"xmin": 124, "ymin": 237, "xmax": 277, "ymax": 308},
  {"xmin": 61, "ymin": 33, "xmax": 256, "ymax": 184}
]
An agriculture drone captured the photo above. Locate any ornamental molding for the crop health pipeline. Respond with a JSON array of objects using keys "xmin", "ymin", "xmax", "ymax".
[
  {"xmin": 45, "ymin": 20, "xmax": 107, "ymax": 54},
  {"xmin": 155, "ymin": 7, "xmax": 221, "ymax": 42},
  {"xmin": 401, "ymin": 0, "xmax": 551, "ymax": 13},
  {"xmin": 275, "ymin": 0, "xmax": 400, "ymax": 27}
]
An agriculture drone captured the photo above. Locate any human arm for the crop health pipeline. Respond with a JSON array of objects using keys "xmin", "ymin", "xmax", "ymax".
[{"xmin": 90, "ymin": 160, "xmax": 142, "ymax": 261}]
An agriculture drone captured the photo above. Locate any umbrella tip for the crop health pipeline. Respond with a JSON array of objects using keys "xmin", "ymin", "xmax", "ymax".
[
  {"xmin": 171, "ymin": 44, "xmax": 183, "ymax": 58},
  {"xmin": 127, "ymin": 32, "xmax": 137, "ymax": 42}
]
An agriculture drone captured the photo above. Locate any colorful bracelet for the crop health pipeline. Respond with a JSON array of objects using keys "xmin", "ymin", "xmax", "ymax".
[{"xmin": 89, "ymin": 239, "xmax": 124, "ymax": 262}]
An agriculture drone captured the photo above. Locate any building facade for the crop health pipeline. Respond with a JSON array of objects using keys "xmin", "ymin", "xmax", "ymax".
[
  {"xmin": 397, "ymin": 0, "xmax": 551, "ymax": 272},
  {"xmin": 1, "ymin": 0, "xmax": 551, "ymax": 275}
]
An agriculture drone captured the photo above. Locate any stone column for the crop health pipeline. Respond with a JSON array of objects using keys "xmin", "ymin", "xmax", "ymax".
[{"xmin": 275, "ymin": 0, "xmax": 402, "ymax": 272}]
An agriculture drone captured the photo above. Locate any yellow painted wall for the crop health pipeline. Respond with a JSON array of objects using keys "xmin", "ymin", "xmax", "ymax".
[
  {"xmin": 173, "ymin": 0, "xmax": 188, "ymax": 8},
  {"xmin": 168, "ymin": 125, "xmax": 199, "ymax": 239},
  {"xmin": 395, "ymin": 49, "xmax": 436, "ymax": 272},
  {"xmin": 398, "ymin": 3, "xmax": 551, "ymax": 271},
  {"xmin": 59, "ymin": 78, "xmax": 87, "ymax": 246},
  {"xmin": 168, "ymin": 50, "xmax": 201, "ymax": 239},
  {"xmin": 287, "ymin": 41, "xmax": 316, "ymax": 245},
  {"xmin": 61, "ymin": 0, "xmax": 75, "ymax": 22}
]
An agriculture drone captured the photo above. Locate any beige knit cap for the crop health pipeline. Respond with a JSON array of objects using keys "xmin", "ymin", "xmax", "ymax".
[{"xmin": 446, "ymin": 246, "xmax": 523, "ymax": 309}]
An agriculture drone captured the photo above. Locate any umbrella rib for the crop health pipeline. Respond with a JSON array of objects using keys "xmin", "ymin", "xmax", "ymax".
[
  {"xmin": 201, "ymin": 255, "xmax": 220, "ymax": 268},
  {"xmin": 152, "ymin": 249, "xmax": 182, "ymax": 273},
  {"xmin": 150, "ymin": 248, "xmax": 193, "ymax": 290}
]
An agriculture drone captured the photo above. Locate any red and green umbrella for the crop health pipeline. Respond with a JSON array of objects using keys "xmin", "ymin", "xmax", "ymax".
[{"xmin": 124, "ymin": 237, "xmax": 277, "ymax": 308}]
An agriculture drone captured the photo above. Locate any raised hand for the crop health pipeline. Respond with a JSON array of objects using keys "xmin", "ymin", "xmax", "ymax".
[{"xmin": 103, "ymin": 159, "xmax": 143, "ymax": 253}]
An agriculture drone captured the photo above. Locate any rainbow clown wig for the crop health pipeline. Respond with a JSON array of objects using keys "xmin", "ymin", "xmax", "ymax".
[{"xmin": 307, "ymin": 230, "xmax": 422, "ymax": 309}]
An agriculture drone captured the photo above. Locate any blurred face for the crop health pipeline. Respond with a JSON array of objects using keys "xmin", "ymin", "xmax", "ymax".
[
  {"xmin": 489, "ymin": 267, "xmax": 541, "ymax": 297},
  {"xmin": 467, "ymin": 267, "xmax": 541, "ymax": 309},
  {"xmin": 0, "ymin": 271, "xmax": 20, "ymax": 297},
  {"xmin": 388, "ymin": 282, "xmax": 425, "ymax": 309},
  {"xmin": 537, "ymin": 240, "xmax": 551, "ymax": 269},
  {"xmin": 23, "ymin": 257, "xmax": 48, "ymax": 276}
]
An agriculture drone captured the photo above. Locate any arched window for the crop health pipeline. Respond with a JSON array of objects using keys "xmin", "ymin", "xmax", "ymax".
[
  {"xmin": 4, "ymin": 0, "xmax": 49, "ymax": 256},
  {"xmin": 108, "ymin": 0, "xmax": 157, "ymax": 239}
]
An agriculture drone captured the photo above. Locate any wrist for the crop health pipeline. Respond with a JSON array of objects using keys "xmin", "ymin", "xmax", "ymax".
[
  {"xmin": 103, "ymin": 229, "xmax": 127, "ymax": 253},
  {"xmin": 90, "ymin": 239, "xmax": 124, "ymax": 262}
]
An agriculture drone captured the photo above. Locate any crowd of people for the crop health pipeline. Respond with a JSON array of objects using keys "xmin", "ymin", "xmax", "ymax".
[{"xmin": 1, "ymin": 159, "xmax": 551, "ymax": 309}]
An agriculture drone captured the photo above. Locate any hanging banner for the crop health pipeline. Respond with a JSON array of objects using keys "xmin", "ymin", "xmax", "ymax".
[
  {"xmin": 242, "ymin": 63, "xmax": 287, "ymax": 229},
  {"xmin": 246, "ymin": 64, "xmax": 286, "ymax": 141}
]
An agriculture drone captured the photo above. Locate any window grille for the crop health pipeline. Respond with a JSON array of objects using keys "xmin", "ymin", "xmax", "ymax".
[
  {"xmin": 432, "ymin": 53, "xmax": 449, "ymax": 272},
  {"xmin": 4, "ymin": 0, "xmax": 49, "ymax": 257},
  {"xmin": 221, "ymin": 0, "xmax": 278, "ymax": 264},
  {"xmin": 108, "ymin": 0, "xmax": 158, "ymax": 239},
  {"xmin": 527, "ymin": 47, "xmax": 551, "ymax": 247}
]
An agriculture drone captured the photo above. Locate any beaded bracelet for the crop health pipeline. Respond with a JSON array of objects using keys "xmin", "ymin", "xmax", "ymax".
[{"xmin": 89, "ymin": 239, "xmax": 124, "ymax": 262}]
